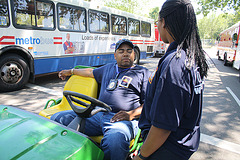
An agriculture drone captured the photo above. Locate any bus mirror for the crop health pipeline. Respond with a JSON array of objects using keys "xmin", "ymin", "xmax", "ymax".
[
  {"xmin": 232, "ymin": 33, "xmax": 238, "ymax": 42},
  {"xmin": 216, "ymin": 36, "xmax": 220, "ymax": 41}
]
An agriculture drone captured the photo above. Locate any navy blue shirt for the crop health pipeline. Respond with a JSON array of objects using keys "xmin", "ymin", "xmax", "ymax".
[
  {"xmin": 139, "ymin": 42, "xmax": 204, "ymax": 159},
  {"xmin": 93, "ymin": 63, "xmax": 150, "ymax": 113}
]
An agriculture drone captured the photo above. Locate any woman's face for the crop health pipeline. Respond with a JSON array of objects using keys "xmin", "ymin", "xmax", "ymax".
[
  {"xmin": 157, "ymin": 16, "xmax": 174, "ymax": 44},
  {"xmin": 157, "ymin": 17, "xmax": 168, "ymax": 43}
]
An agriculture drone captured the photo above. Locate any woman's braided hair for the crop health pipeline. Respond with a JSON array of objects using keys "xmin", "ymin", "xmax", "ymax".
[{"xmin": 159, "ymin": 0, "xmax": 208, "ymax": 78}]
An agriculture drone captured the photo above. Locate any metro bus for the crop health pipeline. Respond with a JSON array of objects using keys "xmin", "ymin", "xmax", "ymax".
[
  {"xmin": 0, "ymin": 0, "xmax": 155, "ymax": 91},
  {"xmin": 217, "ymin": 21, "xmax": 240, "ymax": 70}
]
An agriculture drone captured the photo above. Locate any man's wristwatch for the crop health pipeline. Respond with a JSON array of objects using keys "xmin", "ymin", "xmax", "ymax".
[
  {"xmin": 71, "ymin": 68, "xmax": 74, "ymax": 75},
  {"xmin": 138, "ymin": 153, "xmax": 148, "ymax": 160}
]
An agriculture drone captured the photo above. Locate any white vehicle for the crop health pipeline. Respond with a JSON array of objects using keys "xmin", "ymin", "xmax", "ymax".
[
  {"xmin": 217, "ymin": 21, "xmax": 240, "ymax": 70},
  {"xmin": 0, "ymin": 0, "xmax": 155, "ymax": 91}
]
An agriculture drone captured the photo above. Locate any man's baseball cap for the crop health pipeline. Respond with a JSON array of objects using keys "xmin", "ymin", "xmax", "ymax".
[{"xmin": 115, "ymin": 39, "xmax": 134, "ymax": 52}]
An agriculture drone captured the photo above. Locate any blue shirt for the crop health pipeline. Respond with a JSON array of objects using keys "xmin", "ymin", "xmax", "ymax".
[
  {"xmin": 93, "ymin": 63, "xmax": 150, "ymax": 113},
  {"xmin": 139, "ymin": 42, "xmax": 204, "ymax": 159}
]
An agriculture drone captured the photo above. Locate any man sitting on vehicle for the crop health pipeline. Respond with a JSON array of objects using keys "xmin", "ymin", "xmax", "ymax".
[{"xmin": 51, "ymin": 39, "xmax": 150, "ymax": 160}]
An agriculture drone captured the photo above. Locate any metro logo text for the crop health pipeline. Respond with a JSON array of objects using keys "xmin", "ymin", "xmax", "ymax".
[
  {"xmin": 15, "ymin": 37, "xmax": 53, "ymax": 45},
  {"xmin": 16, "ymin": 37, "xmax": 40, "ymax": 45}
]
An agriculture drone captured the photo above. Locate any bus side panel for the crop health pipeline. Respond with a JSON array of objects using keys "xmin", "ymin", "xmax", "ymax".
[
  {"xmin": 140, "ymin": 51, "xmax": 147, "ymax": 59},
  {"xmin": 233, "ymin": 38, "xmax": 240, "ymax": 70},
  {"xmin": 140, "ymin": 51, "xmax": 153, "ymax": 59},
  {"xmin": 233, "ymin": 24, "xmax": 240, "ymax": 70},
  {"xmin": 73, "ymin": 54, "xmax": 114, "ymax": 67},
  {"xmin": 34, "ymin": 54, "xmax": 115, "ymax": 75},
  {"xmin": 34, "ymin": 57, "xmax": 71, "ymax": 75},
  {"xmin": 233, "ymin": 51, "xmax": 240, "ymax": 70}
]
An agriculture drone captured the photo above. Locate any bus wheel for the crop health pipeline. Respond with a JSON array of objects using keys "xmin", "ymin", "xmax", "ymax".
[
  {"xmin": 134, "ymin": 49, "xmax": 140, "ymax": 65},
  {"xmin": 217, "ymin": 51, "xmax": 221, "ymax": 60},
  {"xmin": 0, "ymin": 54, "xmax": 30, "ymax": 92},
  {"xmin": 223, "ymin": 53, "xmax": 228, "ymax": 66}
]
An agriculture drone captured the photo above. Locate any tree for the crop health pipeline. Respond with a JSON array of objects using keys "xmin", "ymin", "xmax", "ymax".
[
  {"xmin": 196, "ymin": 0, "xmax": 240, "ymax": 17},
  {"xmin": 149, "ymin": 7, "xmax": 159, "ymax": 21},
  {"xmin": 197, "ymin": 12, "xmax": 237, "ymax": 45},
  {"xmin": 103, "ymin": 0, "xmax": 138, "ymax": 14},
  {"xmin": 102, "ymin": 0, "xmax": 150, "ymax": 17}
]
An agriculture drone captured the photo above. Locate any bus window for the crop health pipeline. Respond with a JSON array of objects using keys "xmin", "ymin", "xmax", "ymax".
[
  {"xmin": 141, "ymin": 21, "xmax": 151, "ymax": 37},
  {"xmin": 58, "ymin": 4, "xmax": 86, "ymax": 32},
  {"xmin": 36, "ymin": 1, "xmax": 54, "ymax": 28},
  {"xmin": 111, "ymin": 14, "xmax": 127, "ymax": 35},
  {"xmin": 12, "ymin": 0, "xmax": 55, "ymax": 29},
  {"xmin": 89, "ymin": 10, "xmax": 109, "ymax": 33},
  {"xmin": 128, "ymin": 18, "xmax": 140, "ymax": 36},
  {"xmin": 0, "ymin": 0, "xmax": 9, "ymax": 27}
]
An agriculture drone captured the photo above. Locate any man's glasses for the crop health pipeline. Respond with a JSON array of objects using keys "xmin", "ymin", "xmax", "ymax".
[{"xmin": 117, "ymin": 49, "xmax": 133, "ymax": 54}]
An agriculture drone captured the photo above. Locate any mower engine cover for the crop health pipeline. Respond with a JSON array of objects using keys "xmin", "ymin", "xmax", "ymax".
[{"xmin": 0, "ymin": 105, "xmax": 104, "ymax": 160}]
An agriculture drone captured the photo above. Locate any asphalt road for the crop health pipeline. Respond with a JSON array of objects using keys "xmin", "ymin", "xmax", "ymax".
[
  {"xmin": 191, "ymin": 47, "xmax": 240, "ymax": 160},
  {"xmin": 0, "ymin": 47, "xmax": 240, "ymax": 159}
]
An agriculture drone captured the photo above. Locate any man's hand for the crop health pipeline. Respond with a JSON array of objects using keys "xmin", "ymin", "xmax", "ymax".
[
  {"xmin": 110, "ymin": 111, "xmax": 131, "ymax": 122},
  {"xmin": 58, "ymin": 68, "xmax": 94, "ymax": 80},
  {"xmin": 58, "ymin": 70, "xmax": 71, "ymax": 80},
  {"xmin": 110, "ymin": 105, "xmax": 143, "ymax": 123},
  {"xmin": 70, "ymin": 47, "xmax": 75, "ymax": 52},
  {"xmin": 133, "ymin": 155, "xmax": 142, "ymax": 160}
]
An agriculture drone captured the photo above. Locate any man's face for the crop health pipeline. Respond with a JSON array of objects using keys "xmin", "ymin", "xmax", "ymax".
[
  {"xmin": 114, "ymin": 43, "xmax": 135, "ymax": 68},
  {"xmin": 66, "ymin": 34, "xmax": 70, "ymax": 41}
]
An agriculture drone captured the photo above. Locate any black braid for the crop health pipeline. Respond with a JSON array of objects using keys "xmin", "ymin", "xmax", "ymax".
[{"xmin": 159, "ymin": 0, "xmax": 208, "ymax": 78}]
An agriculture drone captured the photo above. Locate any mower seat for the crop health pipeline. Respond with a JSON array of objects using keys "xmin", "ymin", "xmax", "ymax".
[
  {"xmin": 39, "ymin": 75, "xmax": 98, "ymax": 119},
  {"xmin": 39, "ymin": 73, "xmax": 137, "ymax": 148}
]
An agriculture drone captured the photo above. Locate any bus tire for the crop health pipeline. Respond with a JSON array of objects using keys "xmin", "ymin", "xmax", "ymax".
[
  {"xmin": 223, "ymin": 53, "xmax": 228, "ymax": 66},
  {"xmin": 217, "ymin": 51, "xmax": 221, "ymax": 60},
  {"xmin": 0, "ymin": 54, "xmax": 30, "ymax": 92},
  {"xmin": 134, "ymin": 48, "xmax": 140, "ymax": 64}
]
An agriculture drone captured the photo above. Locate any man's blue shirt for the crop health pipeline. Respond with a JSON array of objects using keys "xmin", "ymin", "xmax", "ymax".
[{"xmin": 93, "ymin": 63, "xmax": 150, "ymax": 113}]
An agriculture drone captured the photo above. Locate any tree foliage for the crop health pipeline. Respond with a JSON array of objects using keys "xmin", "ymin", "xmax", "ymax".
[
  {"xmin": 149, "ymin": 7, "xmax": 159, "ymax": 21},
  {"xmin": 197, "ymin": 13, "xmax": 237, "ymax": 42},
  {"xmin": 102, "ymin": 0, "xmax": 150, "ymax": 17},
  {"xmin": 196, "ymin": 0, "xmax": 240, "ymax": 17},
  {"xmin": 103, "ymin": 0, "xmax": 139, "ymax": 14}
]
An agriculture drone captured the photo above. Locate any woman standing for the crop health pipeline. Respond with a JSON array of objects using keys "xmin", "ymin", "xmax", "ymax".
[{"xmin": 134, "ymin": 0, "xmax": 208, "ymax": 159}]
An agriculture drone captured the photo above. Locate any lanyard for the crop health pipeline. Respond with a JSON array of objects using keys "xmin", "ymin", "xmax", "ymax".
[
  {"xmin": 115, "ymin": 64, "xmax": 132, "ymax": 79},
  {"xmin": 107, "ymin": 64, "xmax": 133, "ymax": 91}
]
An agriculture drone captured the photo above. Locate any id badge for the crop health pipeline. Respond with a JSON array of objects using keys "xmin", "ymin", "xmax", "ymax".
[
  {"xmin": 107, "ymin": 79, "xmax": 118, "ymax": 91},
  {"xmin": 119, "ymin": 76, "xmax": 132, "ymax": 88}
]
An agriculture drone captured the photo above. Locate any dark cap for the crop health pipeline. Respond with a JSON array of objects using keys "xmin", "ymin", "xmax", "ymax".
[{"xmin": 115, "ymin": 39, "xmax": 134, "ymax": 52}]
